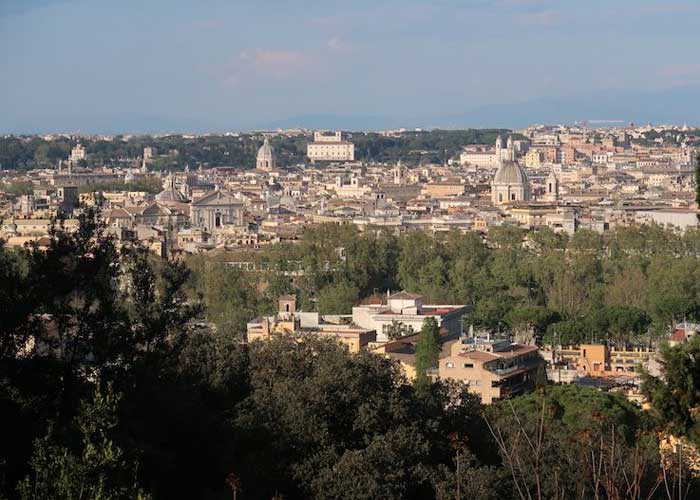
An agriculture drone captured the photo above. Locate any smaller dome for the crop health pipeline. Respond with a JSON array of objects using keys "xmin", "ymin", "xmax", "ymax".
[
  {"xmin": 494, "ymin": 160, "xmax": 528, "ymax": 185},
  {"xmin": 124, "ymin": 168, "xmax": 135, "ymax": 183},
  {"xmin": 156, "ymin": 189, "xmax": 187, "ymax": 202},
  {"xmin": 155, "ymin": 173, "xmax": 187, "ymax": 202}
]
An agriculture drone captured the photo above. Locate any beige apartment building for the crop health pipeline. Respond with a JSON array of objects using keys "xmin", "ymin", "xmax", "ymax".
[
  {"xmin": 307, "ymin": 131, "xmax": 355, "ymax": 162},
  {"xmin": 377, "ymin": 332, "xmax": 543, "ymax": 404},
  {"xmin": 438, "ymin": 336, "xmax": 543, "ymax": 404}
]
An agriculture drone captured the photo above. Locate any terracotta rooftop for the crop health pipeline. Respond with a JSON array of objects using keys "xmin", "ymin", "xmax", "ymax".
[{"xmin": 460, "ymin": 344, "xmax": 538, "ymax": 361}]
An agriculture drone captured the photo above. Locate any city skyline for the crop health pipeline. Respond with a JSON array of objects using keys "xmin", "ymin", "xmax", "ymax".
[{"xmin": 3, "ymin": 0, "xmax": 700, "ymax": 133}]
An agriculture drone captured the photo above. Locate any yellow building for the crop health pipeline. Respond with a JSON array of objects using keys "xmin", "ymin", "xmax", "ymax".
[
  {"xmin": 422, "ymin": 182, "xmax": 465, "ymax": 198},
  {"xmin": 246, "ymin": 296, "xmax": 376, "ymax": 353},
  {"xmin": 524, "ymin": 149, "xmax": 543, "ymax": 168}
]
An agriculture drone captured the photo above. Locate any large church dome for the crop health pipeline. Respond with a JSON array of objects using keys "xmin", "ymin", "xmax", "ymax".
[
  {"xmin": 491, "ymin": 160, "xmax": 531, "ymax": 205},
  {"xmin": 493, "ymin": 160, "xmax": 528, "ymax": 185},
  {"xmin": 256, "ymin": 137, "xmax": 276, "ymax": 170}
]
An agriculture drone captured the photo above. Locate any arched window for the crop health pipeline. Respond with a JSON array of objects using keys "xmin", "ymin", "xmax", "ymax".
[{"xmin": 215, "ymin": 213, "xmax": 221, "ymax": 227}]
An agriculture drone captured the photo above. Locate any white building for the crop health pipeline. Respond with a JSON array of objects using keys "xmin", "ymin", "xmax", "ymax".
[
  {"xmin": 635, "ymin": 209, "xmax": 698, "ymax": 232},
  {"xmin": 307, "ymin": 131, "xmax": 355, "ymax": 162},
  {"xmin": 69, "ymin": 143, "xmax": 87, "ymax": 164},
  {"xmin": 460, "ymin": 135, "xmax": 515, "ymax": 167},
  {"xmin": 352, "ymin": 291, "xmax": 469, "ymax": 342}
]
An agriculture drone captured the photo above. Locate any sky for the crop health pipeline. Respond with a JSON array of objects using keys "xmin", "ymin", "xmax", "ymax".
[{"xmin": 2, "ymin": 0, "xmax": 700, "ymax": 133}]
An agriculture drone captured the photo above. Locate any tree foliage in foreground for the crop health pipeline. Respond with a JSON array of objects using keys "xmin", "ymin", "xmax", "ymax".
[{"xmin": 2, "ymin": 217, "xmax": 700, "ymax": 499}]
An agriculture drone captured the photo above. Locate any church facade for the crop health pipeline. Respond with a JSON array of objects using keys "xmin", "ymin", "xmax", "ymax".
[{"xmin": 190, "ymin": 191, "xmax": 245, "ymax": 233}]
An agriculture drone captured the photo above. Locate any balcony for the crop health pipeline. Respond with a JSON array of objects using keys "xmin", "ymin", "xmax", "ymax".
[{"xmin": 488, "ymin": 358, "xmax": 542, "ymax": 377}]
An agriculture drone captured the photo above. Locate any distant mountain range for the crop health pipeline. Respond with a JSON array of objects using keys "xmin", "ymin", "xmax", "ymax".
[
  {"xmin": 264, "ymin": 85, "xmax": 700, "ymax": 131},
  {"xmin": 4, "ymin": 85, "xmax": 698, "ymax": 134}
]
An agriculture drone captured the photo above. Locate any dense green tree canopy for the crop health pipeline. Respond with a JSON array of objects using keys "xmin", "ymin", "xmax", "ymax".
[{"xmin": 194, "ymin": 223, "xmax": 700, "ymax": 345}]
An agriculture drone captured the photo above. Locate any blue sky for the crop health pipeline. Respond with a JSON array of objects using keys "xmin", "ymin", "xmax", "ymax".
[{"xmin": 2, "ymin": 0, "xmax": 700, "ymax": 133}]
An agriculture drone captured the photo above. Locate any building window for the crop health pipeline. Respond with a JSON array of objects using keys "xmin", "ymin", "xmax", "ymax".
[
  {"xmin": 446, "ymin": 362, "xmax": 454, "ymax": 368},
  {"xmin": 463, "ymin": 363, "xmax": 473, "ymax": 368}
]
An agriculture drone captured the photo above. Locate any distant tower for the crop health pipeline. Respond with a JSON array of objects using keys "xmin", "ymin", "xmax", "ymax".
[
  {"xmin": 495, "ymin": 135, "xmax": 503, "ymax": 161},
  {"xmin": 544, "ymin": 168, "xmax": 559, "ymax": 202},
  {"xmin": 141, "ymin": 156, "xmax": 148, "ymax": 173},
  {"xmin": 393, "ymin": 161, "xmax": 405, "ymax": 185},
  {"xmin": 506, "ymin": 135, "xmax": 515, "ymax": 161}
]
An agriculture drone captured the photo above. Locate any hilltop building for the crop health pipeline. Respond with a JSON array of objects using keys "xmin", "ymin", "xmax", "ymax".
[
  {"xmin": 307, "ymin": 131, "xmax": 355, "ymax": 162},
  {"xmin": 69, "ymin": 143, "xmax": 86, "ymax": 165}
]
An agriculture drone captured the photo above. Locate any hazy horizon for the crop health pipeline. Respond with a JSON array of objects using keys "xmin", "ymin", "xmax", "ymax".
[{"xmin": 3, "ymin": 0, "xmax": 700, "ymax": 133}]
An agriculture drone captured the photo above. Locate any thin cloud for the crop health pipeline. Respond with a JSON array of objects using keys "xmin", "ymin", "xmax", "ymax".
[
  {"xmin": 247, "ymin": 49, "xmax": 308, "ymax": 72},
  {"xmin": 658, "ymin": 64, "xmax": 700, "ymax": 86},
  {"xmin": 515, "ymin": 9, "xmax": 559, "ymax": 26},
  {"xmin": 189, "ymin": 19, "xmax": 224, "ymax": 31},
  {"xmin": 327, "ymin": 36, "xmax": 349, "ymax": 51},
  {"xmin": 222, "ymin": 48, "xmax": 312, "ymax": 87}
]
